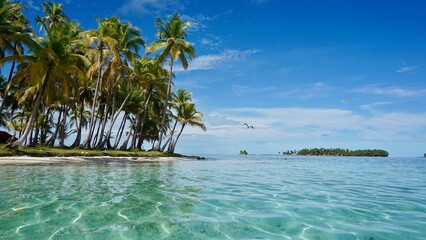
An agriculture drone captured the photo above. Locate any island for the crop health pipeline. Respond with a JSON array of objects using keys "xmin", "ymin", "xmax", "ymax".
[
  {"xmin": 240, "ymin": 150, "xmax": 248, "ymax": 155},
  {"xmin": 282, "ymin": 148, "xmax": 389, "ymax": 157}
]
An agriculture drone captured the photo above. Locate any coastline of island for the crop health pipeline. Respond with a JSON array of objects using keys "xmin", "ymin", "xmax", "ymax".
[
  {"xmin": 281, "ymin": 148, "xmax": 389, "ymax": 157},
  {"xmin": 0, "ymin": 145, "xmax": 204, "ymax": 164}
]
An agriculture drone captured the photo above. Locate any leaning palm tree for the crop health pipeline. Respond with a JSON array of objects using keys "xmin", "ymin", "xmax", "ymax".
[
  {"xmin": 162, "ymin": 88, "xmax": 191, "ymax": 151},
  {"xmin": 129, "ymin": 57, "xmax": 168, "ymax": 150},
  {"xmin": 168, "ymin": 103, "xmax": 206, "ymax": 153},
  {"xmin": 146, "ymin": 13, "xmax": 195, "ymax": 151},
  {"xmin": 0, "ymin": 0, "xmax": 32, "ymax": 114},
  {"xmin": 82, "ymin": 17, "xmax": 120, "ymax": 148},
  {"xmin": 94, "ymin": 19, "xmax": 145, "ymax": 148},
  {"xmin": 0, "ymin": 20, "xmax": 89, "ymax": 148}
]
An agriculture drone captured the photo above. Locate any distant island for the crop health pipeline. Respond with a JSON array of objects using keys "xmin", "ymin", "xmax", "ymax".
[
  {"xmin": 282, "ymin": 148, "xmax": 389, "ymax": 157},
  {"xmin": 240, "ymin": 150, "xmax": 248, "ymax": 155}
]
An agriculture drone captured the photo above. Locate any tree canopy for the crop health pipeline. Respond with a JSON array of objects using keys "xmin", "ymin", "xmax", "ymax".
[{"xmin": 0, "ymin": 0, "xmax": 205, "ymax": 152}]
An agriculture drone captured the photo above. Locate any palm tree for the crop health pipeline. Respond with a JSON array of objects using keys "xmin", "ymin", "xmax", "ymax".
[
  {"xmin": 129, "ymin": 57, "xmax": 167, "ymax": 150},
  {"xmin": 36, "ymin": 1, "xmax": 70, "ymax": 31},
  {"xmin": 146, "ymin": 13, "xmax": 195, "ymax": 151},
  {"xmin": 0, "ymin": 0, "xmax": 32, "ymax": 115},
  {"xmin": 0, "ymin": 0, "xmax": 29, "ymax": 54},
  {"xmin": 95, "ymin": 19, "xmax": 145, "ymax": 148},
  {"xmin": 0, "ymin": 16, "xmax": 89, "ymax": 148},
  {"xmin": 162, "ymin": 88, "xmax": 191, "ymax": 151},
  {"xmin": 82, "ymin": 17, "xmax": 120, "ymax": 148},
  {"xmin": 168, "ymin": 103, "xmax": 206, "ymax": 153}
]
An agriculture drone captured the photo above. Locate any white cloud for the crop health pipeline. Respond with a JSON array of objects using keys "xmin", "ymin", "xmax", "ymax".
[
  {"xmin": 355, "ymin": 85, "xmax": 426, "ymax": 97},
  {"xmin": 176, "ymin": 49, "xmax": 261, "ymax": 72},
  {"xmin": 119, "ymin": 0, "xmax": 183, "ymax": 15},
  {"xmin": 181, "ymin": 14, "xmax": 217, "ymax": 32},
  {"xmin": 230, "ymin": 82, "xmax": 335, "ymax": 99},
  {"xmin": 360, "ymin": 101, "xmax": 394, "ymax": 111},
  {"xmin": 199, "ymin": 34, "xmax": 222, "ymax": 49},
  {"xmin": 396, "ymin": 63, "xmax": 417, "ymax": 73},
  {"xmin": 176, "ymin": 107, "xmax": 426, "ymax": 155},
  {"xmin": 273, "ymin": 82, "xmax": 334, "ymax": 99}
]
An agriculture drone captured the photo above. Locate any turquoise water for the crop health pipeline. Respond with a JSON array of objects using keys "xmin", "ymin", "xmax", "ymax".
[{"xmin": 0, "ymin": 155, "xmax": 425, "ymax": 239}]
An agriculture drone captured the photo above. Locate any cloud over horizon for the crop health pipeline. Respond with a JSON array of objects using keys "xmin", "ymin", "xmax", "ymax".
[{"xmin": 177, "ymin": 107, "xmax": 426, "ymax": 156}]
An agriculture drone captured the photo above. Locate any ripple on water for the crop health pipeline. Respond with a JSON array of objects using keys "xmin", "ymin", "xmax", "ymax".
[{"xmin": 0, "ymin": 156, "xmax": 425, "ymax": 239}]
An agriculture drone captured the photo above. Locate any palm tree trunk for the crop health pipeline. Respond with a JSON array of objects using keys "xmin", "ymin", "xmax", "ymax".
[
  {"xmin": 154, "ymin": 59, "xmax": 173, "ymax": 151},
  {"xmin": 169, "ymin": 123, "xmax": 185, "ymax": 153},
  {"xmin": 83, "ymin": 44, "xmax": 103, "ymax": 148},
  {"xmin": 113, "ymin": 112, "xmax": 127, "ymax": 149},
  {"xmin": 0, "ymin": 60, "xmax": 16, "ymax": 113},
  {"xmin": 99, "ymin": 88, "xmax": 134, "ymax": 148},
  {"xmin": 136, "ymin": 90, "xmax": 154, "ymax": 150},
  {"xmin": 130, "ymin": 112, "xmax": 141, "ymax": 149},
  {"xmin": 71, "ymin": 103, "xmax": 84, "ymax": 148},
  {"xmin": 48, "ymin": 107, "xmax": 63, "ymax": 147},
  {"xmin": 59, "ymin": 106, "xmax": 69, "ymax": 147},
  {"xmin": 120, "ymin": 127, "xmax": 133, "ymax": 150},
  {"xmin": 95, "ymin": 105, "xmax": 109, "ymax": 148},
  {"xmin": 92, "ymin": 105, "xmax": 105, "ymax": 147},
  {"xmin": 40, "ymin": 107, "xmax": 51, "ymax": 145},
  {"xmin": 6, "ymin": 62, "xmax": 53, "ymax": 148},
  {"xmin": 162, "ymin": 118, "xmax": 178, "ymax": 151},
  {"xmin": 29, "ymin": 123, "xmax": 35, "ymax": 146}
]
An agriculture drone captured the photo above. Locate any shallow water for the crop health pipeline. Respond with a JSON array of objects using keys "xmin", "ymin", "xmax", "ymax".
[{"xmin": 0, "ymin": 155, "xmax": 425, "ymax": 239}]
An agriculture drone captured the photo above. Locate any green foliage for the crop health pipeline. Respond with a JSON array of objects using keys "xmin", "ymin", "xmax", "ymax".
[
  {"xmin": 282, "ymin": 150, "xmax": 297, "ymax": 155},
  {"xmin": 284, "ymin": 148, "xmax": 389, "ymax": 157},
  {"xmin": 240, "ymin": 150, "xmax": 248, "ymax": 155},
  {"xmin": 0, "ymin": 1, "xmax": 204, "ymax": 152},
  {"xmin": 0, "ymin": 144, "xmax": 178, "ymax": 157}
]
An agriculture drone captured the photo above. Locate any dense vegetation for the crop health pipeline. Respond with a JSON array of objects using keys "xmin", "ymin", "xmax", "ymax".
[
  {"xmin": 239, "ymin": 150, "xmax": 248, "ymax": 155},
  {"xmin": 0, "ymin": 1, "xmax": 206, "ymax": 152},
  {"xmin": 282, "ymin": 148, "xmax": 389, "ymax": 157}
]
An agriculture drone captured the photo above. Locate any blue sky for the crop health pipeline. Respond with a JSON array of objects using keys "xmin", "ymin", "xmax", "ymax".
[{"xmin": 21, "ymin": 0, "xmax": 426, "ymax": 156}]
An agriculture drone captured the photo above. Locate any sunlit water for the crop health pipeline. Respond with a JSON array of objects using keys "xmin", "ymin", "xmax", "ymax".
[{"xmin": 0, "ymin": 155, "xmax": 425, "ymax": 239}]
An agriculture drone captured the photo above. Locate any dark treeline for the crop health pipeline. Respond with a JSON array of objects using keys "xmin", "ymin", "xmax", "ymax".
[
  {"xmin": 0, "ymin": 1, "xmax": 206, "ymax": 152},
  {"xmin": 282, "ymin": 148, "xmax": 389, "ymax": 157}
]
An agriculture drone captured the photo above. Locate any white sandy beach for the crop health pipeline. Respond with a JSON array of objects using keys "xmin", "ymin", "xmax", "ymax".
[{"xmin": 0, "ymin": 156, "xmax": 193, "ymax": 165}]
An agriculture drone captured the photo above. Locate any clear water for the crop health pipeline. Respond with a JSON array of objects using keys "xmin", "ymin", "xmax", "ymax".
[{"xmin": 0, "ymin": 155, "xmax": 425, "ymax": 240}]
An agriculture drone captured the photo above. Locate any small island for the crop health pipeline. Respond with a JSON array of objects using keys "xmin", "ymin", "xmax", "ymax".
[
  {"xmin": 240, "ymin": 150, "xmax": 248, "ymax": 155},
  {"xmin": 282, "ymin": 148, "xmax": 389, "ymax": 157}
]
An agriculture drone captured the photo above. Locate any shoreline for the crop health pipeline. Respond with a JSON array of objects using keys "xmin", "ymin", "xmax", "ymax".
[{"xmin": 0, "ymin": 155, "xmax": 203, "ymax": 165}]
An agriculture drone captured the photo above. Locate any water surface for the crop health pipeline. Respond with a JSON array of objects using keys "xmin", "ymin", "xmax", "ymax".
[{"xmin": 0, "ymin": 155, "xmax": 425, "ymax": 239}]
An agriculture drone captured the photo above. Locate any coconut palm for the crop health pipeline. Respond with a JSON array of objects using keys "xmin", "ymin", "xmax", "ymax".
[
  {"xmin": 128, "ymin": 57, "xmax": 168, "ymax": 150},
  {"xmin": 0, "ymin": 0, "xmax": 32, "ymax": 115},
  {"xmin": 168, "ymin": 103, "xmax": 206, "ymax": 153},
  {"xmin": 146, "ymin": 13, "xmax": 195, "ymax": 151},
  {"xmin": 94, "ymin": 20, "xmax": 145, "ymax": 148},
  {"xmin": 162, "ymin": 88, "xmax": 192, "ymax": 151},
  {"xmin": 0, "ymin": 0, "xmax": 29, "ymax": 54},
  {"xmin": 0, "ymin": 18, "xmax": 89, "ymax": 148},
  {"xmin": 82, "ymin": 17, "xmax": 120, "ymax": 148},
  {"xmin": 36, "ymin": 1, "xmax": 70, "ymax": 31}
]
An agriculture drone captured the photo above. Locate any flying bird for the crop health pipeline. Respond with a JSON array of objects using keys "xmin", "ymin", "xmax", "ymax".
[{"xmin": 244, "ymin": 123, "xmax": 254, "ymax": 129}]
